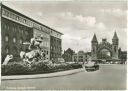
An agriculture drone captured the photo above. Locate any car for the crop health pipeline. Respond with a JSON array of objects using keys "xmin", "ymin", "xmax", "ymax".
[
  {"xmin": 115, "ymin": 61, "xmax": 119, "ymax": 64},
  {"xmin": 84, "ymin": 61, "xmax": 99, "ymax": 72},
  {"xmin": 110, "ymin": 61, "xmax": 113, "ymax": 64}
]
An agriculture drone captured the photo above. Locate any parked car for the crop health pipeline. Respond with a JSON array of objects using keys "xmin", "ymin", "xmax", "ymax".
[{"xmin": 84, "ymin": 61, "xmax": 99, "ymax": 72}]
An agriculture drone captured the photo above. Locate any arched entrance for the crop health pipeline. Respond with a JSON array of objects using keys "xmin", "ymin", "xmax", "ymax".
[
  {"xmin": 96, "ymin": 42, "xmax": 113, "ymax": 63},
  {"xmin": 97, "ymin": 48, "xmax": 112, "ymax": 60}
]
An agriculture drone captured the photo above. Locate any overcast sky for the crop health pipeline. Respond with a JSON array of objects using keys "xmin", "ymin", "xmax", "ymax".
[{"xmin": 3, "ymin": 0, "xmax": 127, "ymax": 52}]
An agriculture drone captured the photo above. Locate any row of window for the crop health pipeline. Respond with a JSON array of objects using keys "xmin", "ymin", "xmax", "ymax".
[
  {"xmin": 50, "ymin": 53, "xmax": 61, "ymax": 58},
  {"xmin": 2, "ymin": 8, "xmax": 50, "ymax": 34},
  {"xmin": 51, "ymin": 37, "xmax": 61, "ymax": 43},
  {"xmin": 40, "ymin": 42, "xmax": 49, "ymax": 48},
  {"xmin": 5, "ymin": 46, "xmax": 18, "ymax": 54},
  {"xmin": 2, "ymin": 22, "xmax": 30, "ymax": 36},
  {"xmin": 50, "ymin": 46, "xmax": 61, "ymax": 51},
  {"xmin": 5, "ymin": 35, "xmax": 23, "ymax": 44},
  {"xmin": 34, "ymin": 30, "xmax": 50, "ymax": 39}
]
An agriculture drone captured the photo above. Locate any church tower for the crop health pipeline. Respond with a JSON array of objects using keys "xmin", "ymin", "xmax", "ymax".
[
  {"xmin": 91, "ymin": 34, "xmax": 98, "ymax": 60},
  {"xmin": 112, "ymin": 31, "xmax": 119, "ymax": 59}
]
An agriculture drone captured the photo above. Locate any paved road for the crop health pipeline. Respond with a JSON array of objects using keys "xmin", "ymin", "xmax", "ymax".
[{"xmin": 0, "ymin": 64, "xmax": 127, "ymax": 90}]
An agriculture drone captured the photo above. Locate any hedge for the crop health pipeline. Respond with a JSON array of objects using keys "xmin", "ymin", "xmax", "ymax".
[
  {"xmin": 2, "ymin": 62, "xmax": 30, "ymax": 76},
  {"xmin": 2, "ymin": 62, "xmax": 82, "ymax": 76}
]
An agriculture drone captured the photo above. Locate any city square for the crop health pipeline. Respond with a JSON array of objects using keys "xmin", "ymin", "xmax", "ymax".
[{"xmin": 0, "ymin": 1, "xmax": 127, "ymax": 90}]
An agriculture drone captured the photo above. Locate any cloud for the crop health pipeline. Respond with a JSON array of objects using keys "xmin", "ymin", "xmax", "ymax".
[
  {"xmin": 56, "ymin": 12, "xmax": 106, "ymax": 32},
  {"xmin": 100, "ymin": 8, "xmax": 126, "ymax": 17},
  {"xmin": 62, "ymin": 34, "xmax": 92, "ymax": 52},
  {"xmin": 37, "ymin": 12, "xmax": 43, "ymax": 16},
  {"xmin": 46, "ymin": 12, "xmax": 108, "ymax": 52},
  {"xmin": 96, "ymin": 22, "xmax": 106, "ymax": 30},
  {"xmin": 75, "ymin": 15, "xmax": 96, "ymax": 27},
  {"xmin": 62, "ymin": 34, "xmax": 81, "ymax": 41}
]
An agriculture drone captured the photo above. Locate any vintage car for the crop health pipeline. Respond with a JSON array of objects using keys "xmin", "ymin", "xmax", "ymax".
[{"xmin": 84, "ymin": 61, "xmax": 99, "ymax": 72}]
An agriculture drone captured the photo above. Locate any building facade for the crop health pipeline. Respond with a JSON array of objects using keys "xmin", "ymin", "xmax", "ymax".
[
  {"xmin": 0, "ymin": 4, "xmax": 63, "ymax": 62},
  {"xmin": 118, "ymin": 48, "xmax": 127, "ymax": 63},
  {"xmin": 50, "ymin": 30, "xmax": 63, "ymax": 61},
  {"xmin": 91, "ymin": 32, "xmax": 119, "ymax": 60},
  {"xmin": 72, "ymin": 51, "xmax": 90, "ymax": 63}
]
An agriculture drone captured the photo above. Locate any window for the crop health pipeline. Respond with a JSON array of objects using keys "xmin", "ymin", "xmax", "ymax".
[
  {"xmin": 2, "ymin": 9, "xmax": 6, "ymax": 15},
  {"xmin": 13, "ymin": 37, "xmax": 16, "ymax": 43},
  {"xmin": 6, "ymin": 25, "xmax": 9, "ymax": 30},
  {"xmin": 4, "ymin": 24, "xmax": 7, "ymax": 29},
  {"xmin": 25, "ymin": 31, "xmax": 28, "ymax": 36},
  {"xmin": 5, "ymin": 47, "xmax": 9, "ymax": 53},
  {"xmin": 13, "ymin": 26, "xmax": 17, "ymax": 32},
  {"xmin": 20, "ymin": 38, "xmax": 23, "ymax": 44},
  {"xmin": 5, "ymin": 35, "xmax": 9, "ymax": 42},
  {"xmin": 47, "ymin": 51, "xmax": 48, "ymax": 55},
  {"xmin": 21, "ymin": 30, "xmax": 24, "ymax": 34},
  {"xmin": 114, "ymin": 46, "xmax": 116, "ymax": 52},
  {"xmin": 13, "ymin": 46, "xmax": 17, "ymax": 54}
]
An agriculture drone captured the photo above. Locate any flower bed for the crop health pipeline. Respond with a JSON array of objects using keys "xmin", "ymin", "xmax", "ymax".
[{"xmin": 2, "ymin": 62, "xmax": 82, "ymax": 76}]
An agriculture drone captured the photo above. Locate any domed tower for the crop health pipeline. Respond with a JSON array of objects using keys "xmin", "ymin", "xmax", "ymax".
[
  {"xmin": 112, "ymin": 31, "xmax": 119, "ymax": 59},
  {"xmin": 91, "ymin": 34, "xmax": 98, "ymax": 60}
]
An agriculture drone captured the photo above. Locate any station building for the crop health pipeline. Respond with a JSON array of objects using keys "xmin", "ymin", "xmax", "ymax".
[{"xmin": 0, "ymin": 4, "xmax": 63, "ymax": 63}]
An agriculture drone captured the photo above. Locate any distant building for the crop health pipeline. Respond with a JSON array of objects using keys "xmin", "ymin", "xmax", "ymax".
[
  {"xmin": 62, "ymin": 48, "xmax": 75, "ymax": 62},
  {"xmin": 91, "ymin": 32, "xmax": 119, "ymax": 61},
  {"xmin": 72, "ymin": 51, "xmax": 91, "ymax": 63},
  {"xmin": 118, "ymin": 48, "xmax": 127, "ymax": 63},
  {"xmin": 0, "ymin": 4, "xmax": 63, "ymax": 62}
]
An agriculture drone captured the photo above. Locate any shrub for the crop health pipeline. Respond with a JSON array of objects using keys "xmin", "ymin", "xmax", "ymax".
[
  {"xmin": 70, "ymin": 63, "xmax": 82, "ymax": 69},
  {"xmin": 57, "ymin": 64, "xmax": 72, "ymax": 70},
  {"xmin": 31, "ymin": 61, "xmax": 52, "ymax": 73},
  {"xmin": 52, "ymin": 63, "xmax": 81, "ymax": 71},
  {"xmin": 2, "ymin": 62, "xmax": 30, "ymax": 76}
]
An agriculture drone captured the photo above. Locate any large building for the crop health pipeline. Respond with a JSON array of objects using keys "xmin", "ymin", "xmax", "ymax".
[
  {"xmin": 72, "ymin": 51, "xmax": 91, "ymax": 63},
  {"xmin": 91, "ymin": 32, "xmax": 119, "ymax": 61},
  {"xmin": 0, "ymin": 4, "xmax": 63, "ymax": 63}
]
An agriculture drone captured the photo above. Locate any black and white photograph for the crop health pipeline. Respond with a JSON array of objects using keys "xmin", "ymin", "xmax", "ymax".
[{"xmin": 0, "ymin": 0, "xmax": 127, "ymax": 90}]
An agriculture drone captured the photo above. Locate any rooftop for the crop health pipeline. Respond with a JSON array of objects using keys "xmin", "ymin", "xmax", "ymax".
[{"xmin": 1, "ymin": 3, "xmax": 63, "ymax": 35}]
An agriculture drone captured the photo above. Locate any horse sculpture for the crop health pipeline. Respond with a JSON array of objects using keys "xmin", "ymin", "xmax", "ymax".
[{"xmin": 20, "ymin": 36, "xmax": 46, "ymax": 67}]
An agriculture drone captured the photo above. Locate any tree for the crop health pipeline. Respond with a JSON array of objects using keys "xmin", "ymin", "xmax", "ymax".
[{"xmin": 62, "ymin": 48, "xmax": 75, "ymax": 62}]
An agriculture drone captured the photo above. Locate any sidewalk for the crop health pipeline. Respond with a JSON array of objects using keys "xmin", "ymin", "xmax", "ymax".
[
  {"xmin": 99, "ymin": 64, "xmax": 124, "ymax": 66},
  {"xmin": 2, "ymin": 68, "xmax": 84, "ymax": 80}
]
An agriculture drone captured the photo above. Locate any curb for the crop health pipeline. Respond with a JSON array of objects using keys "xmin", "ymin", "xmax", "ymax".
[
  {"xmin": 99, "ymin": 64, "xmax": 122, "ymax": 66},
  {"xmin": 2, "ymin": 68, "xmax": 84, "ymax": 80}
]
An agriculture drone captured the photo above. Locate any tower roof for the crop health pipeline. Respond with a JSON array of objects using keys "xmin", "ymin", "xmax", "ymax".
[
  {"xmin": 92, "ymin": 34, "xmax": 98, "ymax": 42},
  {"xmin": 113, "ymin": 31, "xmax": 118, "ymax": 40}
]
